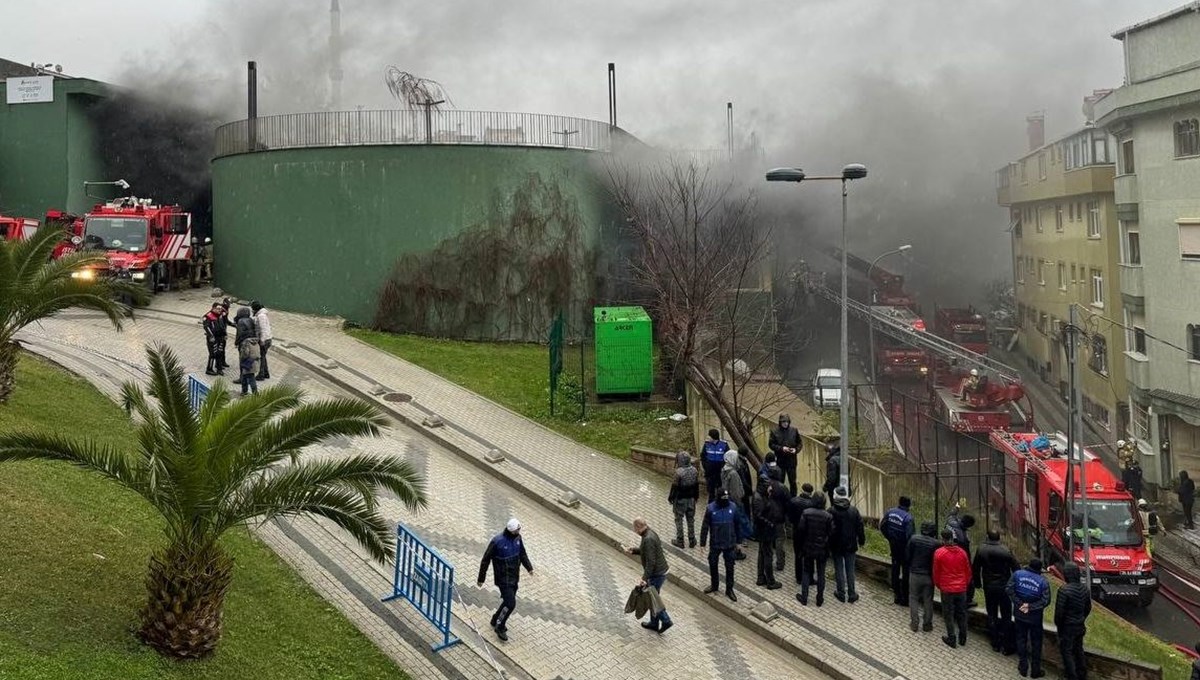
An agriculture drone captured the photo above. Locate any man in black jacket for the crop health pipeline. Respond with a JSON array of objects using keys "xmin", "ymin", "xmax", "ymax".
[
  {"xmin": 906, "ymin": 521, "xmax": 940, "ymax": 632},
  {"xmin": 829, "ymin": 487, "xmax": 865, "ymax": 603},
  {"xmin": 753, "ymin": 483, "xmax": 784, "ymax": 589},
  {"xmin": 1054, "ymin": 562, "xmax": 1092, "ymax": 680},
  {"xmin": 477, "ymin": 518, "xmax": 534, "ymax": 642},
  {"xmin": 668, "ymin": 452, "xmax": 700, "ymax": 548},
  {"xmin": 769, "ymin": 414, "xmax": 801, "ymax": 495},
  {"xmin": 973, "ymin": 530, "xmax": 1020, "ymax": 653},
  {"xmin": 796, "ymin": 492, "xmax": 833, "ymax": 606},
  {"xmin": 788, "ymin": 483, "xmax": 816, "ymax": 584},
  {"xmin": 823, "ymin": 443, "xmax": 841, "ymax": 497}
]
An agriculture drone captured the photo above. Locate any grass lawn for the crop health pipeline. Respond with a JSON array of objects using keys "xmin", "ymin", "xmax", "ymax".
[
  {"xmin": 0, "ymin": 354, "xmax": 408, "ymax": 680},
  {"xmin": 348, "ymin": 329, "xmax": 692, "ymax": 459}
]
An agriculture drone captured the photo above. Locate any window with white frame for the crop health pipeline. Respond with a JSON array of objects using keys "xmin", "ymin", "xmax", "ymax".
[
  {"xmin": 1088, "ymin": 334, "xmax": 1109, "ymax": 376},
  {"xmin": 1175, "ymin": 119, "xmax": 1200, "ymax": 158},
  {"xmin": 1038, "ymin": 259, "xmax": 1046, "ymax": 285},
  {"xmin": 1035, "ymin": 207, "xmax": 1043, "ymax": 233},
  {"xmin": 1016, "ymin": 254, "xmax": 1024, "ymax": 284},
  {"xmin": 1087, "ymin": 200, "xmax": 1101, "ymax": 238},
  {"xmin": 1055, "ymin": 204, "xmax": 1063, "ymax": 231},
  {"xmin": 1122, "ymin": 221, "xmax": 1141, "ymax": 265},
  {"xmin": 1057, "ymin": 261, "xmax": 1066, "ymax": 290},
  {"xmin": 1091, "ymin": 268, "xmax": 1104, "ymax": 306},
  {"xmin": 1179, "ymin": 221, "xmax": 1200, "ymax": 260},
  {"xmin": 1039, "ymin": 153, "xmax": 1047, "ymax": 180},
  {"xmin": 1083, "ymin": 394, "xmax": 1111, "ymax": 429},
  {"xmin": 1133, "ymin": 326, "xmax": 1147, "ymax": 354},
  {"xmin": 1121, "ymin": 139, "xmax": 1135, "ymax": 174},
  {"xmin": 1132, "ymin": 401, "xmax": 1150, "ymax": 441},
  {"xmin": 1190, "ymin": 323, "xmax": 1200, "ymax": 361}
]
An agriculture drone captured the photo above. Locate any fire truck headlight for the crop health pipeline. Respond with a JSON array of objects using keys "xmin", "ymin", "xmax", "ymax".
[
  {"xmin": 1137, "ymin": 577, "xmax": 1156, "ymax": 586},
  {"xmin": 70, "ymin": 269, "xmax": 95, "ymax": 280},
  {"xmin": 131, "ymin": 271, "xmax": 146, "ymax": 281},
  {"xmin": 920, "ymin": 366, "xmax": 929, "ymax": 374}
]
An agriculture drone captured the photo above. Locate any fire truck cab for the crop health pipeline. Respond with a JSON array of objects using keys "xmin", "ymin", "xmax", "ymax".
[
  {"xmin": 934, "ymin": 307, "xmax": 989, "ymax": 356},
  {"xmin": 0, "ymin": 214, "xmax": 39, "ymax": 241},
  {"xmin": 871, "ymin": 305, "xmax": 930, "ymax": 380},
  {"xmin": 69, "ymin": 197, "xmax": 193, "ymax": 291},
  {"xmin": 989, "ymin": 430, "xmax": 1157, "ymax": 606}
]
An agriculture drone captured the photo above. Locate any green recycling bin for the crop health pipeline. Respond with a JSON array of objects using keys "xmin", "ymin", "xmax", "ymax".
[{"xmin": 593, "ymin": 306, "xmax": 653, "ymax": 395}]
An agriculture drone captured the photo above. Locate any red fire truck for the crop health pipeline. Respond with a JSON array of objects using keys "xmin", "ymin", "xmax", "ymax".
[
  {"xmin": 872, "ymin": 305, "xmax": 930, "ymax": 379},
  {"xmin": 934, "ymin": 307, "xmax": 989, "ymax": 355},
  {"xmin": 67, "ymin": 196, "xmax": 193, "ymax": 291},
  {"xmin": 0, "ymin": 214, "xmax": 39, "ymax": 241},
  {"xmin": 929, "ymin": 365, "xmax": 1032, "ymax": 432},
  {"xmin": 989, "ymin": 430, "xmax": 1157, "ymax": 606}
]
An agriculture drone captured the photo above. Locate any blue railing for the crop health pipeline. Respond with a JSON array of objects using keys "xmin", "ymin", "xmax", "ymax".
[
  {"xmin": 187, "ymin": 375, "xmax": 209, "ymax": 413},
  {"xmin": 382, "ymin": 524, "xmax": 461, "ymax": 652}
]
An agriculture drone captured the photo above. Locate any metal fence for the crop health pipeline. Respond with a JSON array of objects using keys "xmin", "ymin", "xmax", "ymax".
[
  {"xmin": 214, "ymin": 110, "xmax": 623, "ymax": 157},
  {"xmin": 187, "ymin": 375, "xmax": 209, "ymax": 413},
  {"xmin": 382, "ymin": 524, "xmax": 461, "ymax": 652}
]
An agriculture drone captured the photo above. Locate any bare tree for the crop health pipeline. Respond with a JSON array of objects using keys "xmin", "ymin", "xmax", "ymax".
[
  {"xmin": 608, "ymin": 155, "xmax": 791, "ymax": 465},
  {"xmin": 383, "ymin": 68, "xmax": 453, "ymax": 110}
]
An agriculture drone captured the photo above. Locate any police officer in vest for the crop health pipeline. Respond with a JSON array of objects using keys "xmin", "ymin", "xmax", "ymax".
[
  {"xmin": 881, "ymin": 496, "xmax": 915, "ymax": 606},
  {"xmin": 700, "ymin": 428, "xmax": 730, "ymax": 501},
  {"xmin": 700, "ymin": 488, "xmax": 742, "ymax": 602},
  {"xmin": 1007, "ymin": 558, "xmax": 1051, "ymax": 678}
]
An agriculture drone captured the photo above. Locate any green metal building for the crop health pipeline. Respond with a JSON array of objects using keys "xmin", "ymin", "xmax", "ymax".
[
  {"xmin": 0, "ymin": 59, "xmax": 108, "ymax": 217},
  {"xmin": 212, "ymin": 111, "xmax": 633, "ymax": 340}
]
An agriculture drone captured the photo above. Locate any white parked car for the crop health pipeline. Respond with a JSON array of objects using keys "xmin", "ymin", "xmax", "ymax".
[{"xmin": 812, "ymin": 368, "xmax": 843, "ymax": 409}]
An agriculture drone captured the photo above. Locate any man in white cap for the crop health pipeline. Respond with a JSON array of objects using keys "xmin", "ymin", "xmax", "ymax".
[{"xmin": 477, "ymin": 518, "xmax": 533, "ymax": 641}]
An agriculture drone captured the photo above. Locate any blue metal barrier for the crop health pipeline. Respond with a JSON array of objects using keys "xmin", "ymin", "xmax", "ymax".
[
  {"xmin": 187, "ymin": 375, "xmax": 209, "ymax": 413},
  {"xmin": 382, "ymin": 524, "xmax": 461, "ymax": 652}
]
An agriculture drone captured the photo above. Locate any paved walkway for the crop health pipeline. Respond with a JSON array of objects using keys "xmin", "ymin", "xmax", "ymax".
[{"xmin": 17, "ymin": 299, "xmax": 816, "ymax": 680}]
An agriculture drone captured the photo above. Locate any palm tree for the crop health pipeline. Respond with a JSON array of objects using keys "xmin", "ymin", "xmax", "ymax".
[
  {"xmin": 0, "ymin": 344, "xmax": 426, "ymax": 659},
  {"xmin": 0, "ymin": 226, "xmax": 144, "ymax": 403}
]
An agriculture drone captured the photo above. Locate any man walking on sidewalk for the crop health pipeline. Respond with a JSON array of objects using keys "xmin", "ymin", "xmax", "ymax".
[
  {"xmin": 1008, "ymin": 558, "xmax": 1051, "ymax": 678},
  {"xmin": 933, "ymin": 529, "xmax": 971, "ymax": 648},
  {"xmin": 477, "ymin": 518, "xmax": 534, "ymax": 642},
  {"xmin": 626, "ymin": 518, "xmax": 673, "ymax": 634},
  {"xmin": 769, "ymin": 413, "xmax": 801, "ymax": 495},
  {"xmin": 668, "ymin": 452, "xmax": 699, "ymax": 548},
  {"xmin": 700, "ymin": 488, "xmax": 741, "ymax": 602},
  {"xmin": 881, "ymin": 496, "xmax": 915, "ymax": 606},
  {"xmin": 973, "ymin": 530, "xmax": 1019, "ymax": 654}
]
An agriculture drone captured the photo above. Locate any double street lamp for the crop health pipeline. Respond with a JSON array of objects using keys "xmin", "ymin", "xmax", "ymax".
[
  {"xmin": 867, "ymin": 244, "xmax": 913, "ymax": 385},
  {"xmin": 766, "ymin": 163, "xmax": 868, "ymax": 494}
]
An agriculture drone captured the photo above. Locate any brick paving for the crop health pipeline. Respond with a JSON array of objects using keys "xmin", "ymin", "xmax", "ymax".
[{"xmin": 17, "ymin": 301, "xmax": 819, "ymax": 680}]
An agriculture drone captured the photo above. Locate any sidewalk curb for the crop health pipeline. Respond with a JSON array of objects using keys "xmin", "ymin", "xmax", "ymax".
[{"xmin": 277, "ymin": 344, "xmax": 879, "ymax": 680}]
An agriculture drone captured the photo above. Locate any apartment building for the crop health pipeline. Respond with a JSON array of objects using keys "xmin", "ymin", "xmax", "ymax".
[
  {"xmin": 997, "ymin": 109, "xmax": 1127, "ymax": 451},
  {"xmin": 1094, "ymin": 2, "xmax": 1200, "ymax": 488}
]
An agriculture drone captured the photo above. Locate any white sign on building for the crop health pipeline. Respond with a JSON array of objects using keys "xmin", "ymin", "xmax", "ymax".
[{"xmin": 5, "ymin": 76, "xmax": 54, "ymax": 104}]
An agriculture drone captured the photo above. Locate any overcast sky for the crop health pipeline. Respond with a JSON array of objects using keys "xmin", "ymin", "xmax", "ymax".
[{"xmin": 6, "ymin": 0, "xmax": 1187, "ymax": 303}]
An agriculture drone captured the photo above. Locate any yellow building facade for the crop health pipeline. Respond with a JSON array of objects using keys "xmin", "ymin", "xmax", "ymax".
[{"xmin": 997, "ymin": 125, "xmax": 1129, "ymax": 447}]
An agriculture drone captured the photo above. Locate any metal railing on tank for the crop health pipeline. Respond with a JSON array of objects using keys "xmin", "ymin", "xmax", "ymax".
[{"xmin": 214, "ymin": 110, "xmax": 626, "ymax": 157}]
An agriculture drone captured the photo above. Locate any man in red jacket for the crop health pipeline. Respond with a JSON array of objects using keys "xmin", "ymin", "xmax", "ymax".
[{"xmin": 933, "ymin": 528, "xmax": 971, "ymax": 648}]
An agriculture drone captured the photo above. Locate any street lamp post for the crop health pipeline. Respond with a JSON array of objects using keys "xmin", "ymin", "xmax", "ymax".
[
  {"xmin": 766, "ymin": 163, "xmax": 868, "ymax": 494},
  {"xmin": 866, "ymin": 245, "xmax": 913, "ymax": 386}
]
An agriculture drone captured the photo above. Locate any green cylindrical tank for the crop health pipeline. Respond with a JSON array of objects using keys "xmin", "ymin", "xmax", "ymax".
[{"xmin": 593, "ymin": 306, "xmax": 653, "ymax": 395}]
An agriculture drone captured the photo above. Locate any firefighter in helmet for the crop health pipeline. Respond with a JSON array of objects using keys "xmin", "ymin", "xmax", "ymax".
[{"xmin": 959, "ymin": 368, "xmax": 981, "ymax": 397}]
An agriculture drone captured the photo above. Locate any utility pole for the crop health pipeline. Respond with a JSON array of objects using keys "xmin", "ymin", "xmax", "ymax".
[
  {"xmin": 1070, "ymin": 303, "xmax": 1093, "ymax": 582},
  {"xmin": 1063, "ymin": 305, "xmax": 1077, "ymax": 555},
  {"xmin": 727, "ymin": 102, "xmax": 734, "ymax": 160}
]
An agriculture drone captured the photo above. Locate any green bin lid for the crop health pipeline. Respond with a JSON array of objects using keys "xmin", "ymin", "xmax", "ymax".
[{"xmin": 593, "ymin": 306, "xmax": 650, "ymax": 323}]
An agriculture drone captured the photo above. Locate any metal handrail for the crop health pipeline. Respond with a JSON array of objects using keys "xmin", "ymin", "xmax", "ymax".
[{"xmin": 213, "ymin": 109, "xmax": 627, "ymax": 158}]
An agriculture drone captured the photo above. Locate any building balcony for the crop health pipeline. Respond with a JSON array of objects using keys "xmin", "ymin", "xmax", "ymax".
[
  {"xmin": 1126, "ymin": 351, "xmax": 1150, "ymax": 391},
  {"xmin": 1063, "ymin": 165, "xmax": 1115, "ymax": 196},
  {"xmin": 997, "ymin": 184, "xmax": 1010, "ymax": 206},
  {"xmin": 1120, "ymin": 263, "xmax": 1145, "ymax": 299},
  {"xmin": 1115, "ymin": 173, "xmax": 1138, "ymax": 206}
]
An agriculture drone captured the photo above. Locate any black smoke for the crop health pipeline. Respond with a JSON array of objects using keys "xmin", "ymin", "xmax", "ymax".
[{"xmin": 87, "ymin": 91, "xmax": 218, "ymax": 239}]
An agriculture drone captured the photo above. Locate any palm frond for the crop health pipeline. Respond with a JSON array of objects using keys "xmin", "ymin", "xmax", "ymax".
[
  {"xmin": 0, "ymin": 431, "xmax": 157, "ymax": 504},
  {"xmin": 143, "ymin": 345, "xmax": 200, "ymax": 457},
  {"xmin": 227, "ymin": 484, "xmax": 397, "ymax": 563}
]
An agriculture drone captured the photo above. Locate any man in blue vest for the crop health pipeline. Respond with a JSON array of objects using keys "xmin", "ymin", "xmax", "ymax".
[
  {"xmin": 477, "ymin": 518, "xmax": 534, "ymax": 642},
  {"xmin": 881, "ymin": 496, "xmax": 915, "ymax": 606},
  {"xmin": 700, "ymin": 487, "xmax": 742, "ymax": 602},
  {"xmin": 700, "ymin": 428, "xmax": 730, "ymax": 501},
  {"xmin": 1007, "ymin": 558, "xmax": 1051, "ymax": 678}
]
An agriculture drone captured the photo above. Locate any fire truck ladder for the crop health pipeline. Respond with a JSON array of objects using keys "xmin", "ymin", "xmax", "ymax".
[{"xmin": 807, "ymin": 281, "xmax": 1021, "ymax": 382}]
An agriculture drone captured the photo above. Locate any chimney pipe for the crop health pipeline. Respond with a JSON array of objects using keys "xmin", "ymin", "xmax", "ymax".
[
  {"xmin": 1026, "ymin": 112, "xmax": 1045, "ymax": 152},
  {"xmin": 248, "ymin": 61, "xmax": 258, "ymax": 152}
]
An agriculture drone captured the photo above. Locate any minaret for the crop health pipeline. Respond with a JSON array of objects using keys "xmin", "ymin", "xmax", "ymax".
[{"xmin": 329, "ymin": 0, "xmax": 343, "ymax": 110}]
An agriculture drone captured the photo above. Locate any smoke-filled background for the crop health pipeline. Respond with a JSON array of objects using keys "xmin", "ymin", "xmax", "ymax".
[{"xmin": 6, "ymin": 0, "xmax": 1181, "ymax": 304}]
